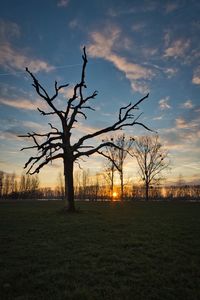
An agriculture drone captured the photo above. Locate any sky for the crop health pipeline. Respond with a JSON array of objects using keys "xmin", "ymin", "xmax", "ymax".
[{"xmin": 0, "ymin": 0, "xmax": 200, "ymax": 187}]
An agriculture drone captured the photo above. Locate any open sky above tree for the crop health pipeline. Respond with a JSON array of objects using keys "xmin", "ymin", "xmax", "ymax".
[{"xmin": 0, "ymin": 0, "xmax": 200, "ymax": 187}]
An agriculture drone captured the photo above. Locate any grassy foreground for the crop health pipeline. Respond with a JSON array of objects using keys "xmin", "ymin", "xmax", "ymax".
[{"xmin": 0, "ymin": 200, "xmax": 200, "ymax": 300}]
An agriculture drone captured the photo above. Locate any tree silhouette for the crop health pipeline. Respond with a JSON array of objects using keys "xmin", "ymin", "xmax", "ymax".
[
  {"xmin": 101, "ymin": 137, "xmax": 118, "ymax": 200},
  {"xmin": 132, "ymin": 135, "xmax": 170, "ymax": 201},
  {"xmin": 100, "ymin": 134, "xmax": 134, "ymax": 200},
  {"xmin": 20, "ymin": 47, "xmax": 151, "ymax": 212}
]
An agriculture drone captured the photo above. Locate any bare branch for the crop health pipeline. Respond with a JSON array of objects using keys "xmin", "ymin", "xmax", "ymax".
[
  {"xmin": 73, "ymin": 94, "xmax": 151, "ymax": 151},
  {"xmin": 48, "ymin": 123, "xmax": 60, "ymax": 133},
  {"xmin": 74, "ymin": 141, "xmax": 122, "ymax": 160},
  {"xmin": 26, "ymin": 68, "xmax": 63, "ymax": 118},
  {"xmin": 28, "ymin": 153, "xmax": 63, "ymax": 174},
  {"xmin": 37, "ymin": 108, "xmax": 57, "ymax": 116},
  {"xmin": 51, "ymin": 81, "xmax": 69, "ymax": 101}
]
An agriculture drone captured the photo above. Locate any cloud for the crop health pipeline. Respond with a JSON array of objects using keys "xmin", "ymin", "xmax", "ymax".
[
  {"xmin": 0, "ymin": 20, "xmax": 53, "ymax": 74},
  {"xmin": 164, "ymin": 39, "xmax": 190, "ymax": 58},
  {"xmin": 182, "ymin": 100, "xmax": 194, "ymax": 109},
  {"xmin": 107, "ymin": 1, "xmax": 158, "ymax": 17},
  {"xmin": 132, "ymin": 22, "xmax": 146, "ymax": 32},
  {"xmin": 131, "ymin": 81, "xmax": 149, "ymax": 94},
  {"xmin": 0, "ymin": 120, "xmax": 44, "ymax": 141},
  {"xmin": 87, "ymin": 26, "xmax": 154, "ymax": 93},
  {"xmin": 164, "ymin": 31, "xmax": 171, "ymax": 47},
  {"xmin": 148, "ymin": 63, "xmax": 178, "ymax": 79},
  {"xmin": 163, "ymin": 67, "xmax": 178, "ymax": 78},
  {"xmin": 57, "ymin": 0, "xmax": 70, "ymax": 7},
  {"xmin": 192, "ymin": 66, "xmax": 200, "ymax": 85},
  {"xmin": 175, "ymin": 117, "xmax": 188, "ymax": 129},
  {"xmin": 160, "ymin": 116, "xmax": 200, "ymax": 156},
  {"xmin": 192, "ymin": 76, "xmax": 200, "ymax": 85},
  {"xmin": 160, "ymin": 117, "xmax": 200, "ymax": 151},
  {"xmin": 159, "ymin": 97, "xmax": 171, "ymax": 110},
  {"xmin": 153, "ymin": 115, "xmax": 163, "ymax": 121},
  {"xmin": 165, "ymin": 3, "xmax": 179, "ymax": 13},
  {"xmin": 69, "ymin": 19, "xmax": 78, "ymax": 29},
  {"xmin": 0, "ymin": 130, "xmax": 19, "ymax": 141},
  {"xmin": 0, "ymin": 97, "xmax": 47, "ymax": 111},
  {"xmin": 176, "ymin": 117, "xmax": 199, "ymax": 130},
  {"xmin": 0, "ymin": 19, "xmax": 20, "ymax": 41},
  {"xmin": 0, "ymin": 43, "xmax": 54, "ymax": 73},
  {"xmin": 60, "ymin": 86, "xmax": 74, "ymax": 98},
  {"xmin": 22, "ymin": 121, "xmax": 45, "ymax": 131},
  {"xmin": 142, "ymin": 47, "xmax": 158, "ymax": 58}
]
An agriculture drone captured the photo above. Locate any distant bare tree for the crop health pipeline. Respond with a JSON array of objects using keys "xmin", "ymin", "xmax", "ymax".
[
  {"xmin": 19, "ymin": 47, "xmax": 151, "ymax": 212},
  {"xmin": 115, "ymin": 134, "xmax": 134, "ymax": 200},
  {"xmin": 3, "ymin": 174, "xmax": 11, "ymax": 197},
  {"xmin": 19, "ymin": 173, "xmax": 40, "ymax": 198},
  {"xmin": 57, "ymin": 172, "xmax": 64, "ymax": 198},
  {"xmin": 132, "ymin": 135, "xmax": 170, "ymax": 201},
  {"xmin": 0, "ymin": 171, "xmax": 4, "ymax": 198},
  {"xmin": 100, "ymin": 134, "xmax": 134, "ymax": 200},
  {"xmin": 102, "ymin": 137, "xmax": 118, "ymax": 200}
]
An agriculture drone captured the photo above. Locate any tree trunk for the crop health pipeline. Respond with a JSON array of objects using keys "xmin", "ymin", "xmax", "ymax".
[
  {"xmin": 64, "ymin": 159, "xmax": 75, "ymax": 212},
  {"xmin": 145, "ymin": 182, "xmax": 149, "ymax": 201},
  {"xmin": 111, "ymin": 165, "xmax": 114, "ymax": 200},
  {"xmin": 120, "ymin": 171, "xmax": 124, "ymax": 201}
]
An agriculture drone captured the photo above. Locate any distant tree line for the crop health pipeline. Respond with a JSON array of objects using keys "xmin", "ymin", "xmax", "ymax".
[
  {"xmin": 0, "ymin": 169, "xmax": 199, "ymax": 201},
  {"xmin": 0, "ymin": 171, "xmax": 40, "ymax": 199}
]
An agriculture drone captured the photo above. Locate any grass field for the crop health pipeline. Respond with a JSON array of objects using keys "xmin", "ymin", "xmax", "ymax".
[{"xmin": 0, "ymin": 200, "xmax": 200, "ymax": 300}]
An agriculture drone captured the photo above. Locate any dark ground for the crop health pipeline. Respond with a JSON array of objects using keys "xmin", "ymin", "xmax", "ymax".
[{"xmin": 0, "ymin": 200, "xmax": 200, "ymax": 299}]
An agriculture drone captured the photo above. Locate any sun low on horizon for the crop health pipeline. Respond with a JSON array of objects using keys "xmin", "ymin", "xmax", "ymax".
[{"xmin": 0, "ymin": 0, "xmax": 200, "ymax": 188}]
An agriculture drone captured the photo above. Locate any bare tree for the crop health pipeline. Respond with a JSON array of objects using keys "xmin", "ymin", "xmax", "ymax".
[
  {"xmin": 0, "ymin": 171, "xmax": 4, "ymax": 198},
  {"xmin": 19, "ymin": 173, "xmax": 40, "ymax": 198},
  {"xmin": 57, "ymin": 172, "xmax": 64, "ymax": 198},
  {"xmin": 19, "ymin": 47, "xmax": 151, "ymax": 212},
  {"xmin": 102, "ymin": 137, "xmax": 118, "ymax": 200},
  {"xmin": 115, "ymin": 134, "xmax": 134, "ymax": 200},
  {"xmin": 100, "ymin": 134, "xmax": 134, "ymax": 200},
  {"xmin": 132, "ymin": 135, "xmax": 170, "ymax": 201}
]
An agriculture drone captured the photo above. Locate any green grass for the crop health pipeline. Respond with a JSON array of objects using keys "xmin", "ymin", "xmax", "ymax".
[{"xmin": 0, "ymin": 200, "xmax": 200, "ymax": 300}]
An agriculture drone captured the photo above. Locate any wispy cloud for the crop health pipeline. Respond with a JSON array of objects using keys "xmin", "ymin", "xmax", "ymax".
[
  {"xmin": 0, "ymin": 19, "xmax": 53, "ymax": 74},
  {"xmin": 0, "ymin": 19, "xmax": 20, "ymax": 40},
  {"xmin": 160, "ymin": 116, "xmax": 200, "ymax": 153},
  {"xmin": 0, "ymin": 130, "xmax": 19, "ymax": 141},
  {"xmin": 175, "ymin": 117, "xmax": 188, "ymax": 129},
  {"xmin": 0, "ymin": 43, "xmax": 54, "ymax": 73},
  {"xmin": 87, "ymin": 26, "xmax": 154, "ymax": 93},
  {"xmin": 57, "ymin": 0, "xmax": 70, "ymax": 7},
  {"xmin": 176, "ymin": 117, "xmax": 199, "ymax": 130},
  {"xmin": 153, "ymin": 115, "xmax": 163, "ymax": 121},
  {"xmin": 68, "ymin": 19, "xmax": 78, "ymax": 29},
  {"xmin": 164, "ymin": 67, "xmax": 178, "ymax": 78},
  {"xmin": 131, "ymin": 22, "xmax": 146, "ymax": 32},
  {"xmin": 159, "ymin": 97, "xmax": 171, "ymax": 110},
  {"xmin": 192, "ymin": 66, "xmax": 200, "ymax": 85},
  {"xmin": 131, "ymin": 81, "xmax": 149, "ymax": 94},
  {"xmin": 165, "ymin": 3, "xmax": 179, "ymax": 13},
  {"xmin": 108, "ymin": 1, "xmax": 158, "ymax": 17},
  {"xmin": 60, "ymin": 86, "xmax": 74, "ymax": 98},
  {"xmin": 164, "ymin": 30, "xmax": 171, "ymax": 47},
  {"xmin": 182, "ymin": 100, "xmax": 194, "ymax": 109},
  {"xmin": 164, "ymin": 39, "xmax": 190, "ymax": 58},
  {"xmin": 0, "ymin": 98, "xmax": 47, "ymax": 111}
]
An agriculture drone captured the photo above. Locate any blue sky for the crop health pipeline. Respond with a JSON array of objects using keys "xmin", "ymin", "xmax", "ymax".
[{"xmin": 0, "ymin": 0, "xmax": 200, "ymax": 186}]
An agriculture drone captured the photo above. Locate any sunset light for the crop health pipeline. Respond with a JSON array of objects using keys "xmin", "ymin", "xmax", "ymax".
[{"xmin": 112, "ymin": 192, "xmax": 118, "ymax": 198}]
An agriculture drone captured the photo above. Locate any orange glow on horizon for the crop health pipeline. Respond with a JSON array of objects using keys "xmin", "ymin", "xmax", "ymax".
[{"xmin": 112, "ymin": 192, "xmax": 118, "ymax": 198}]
